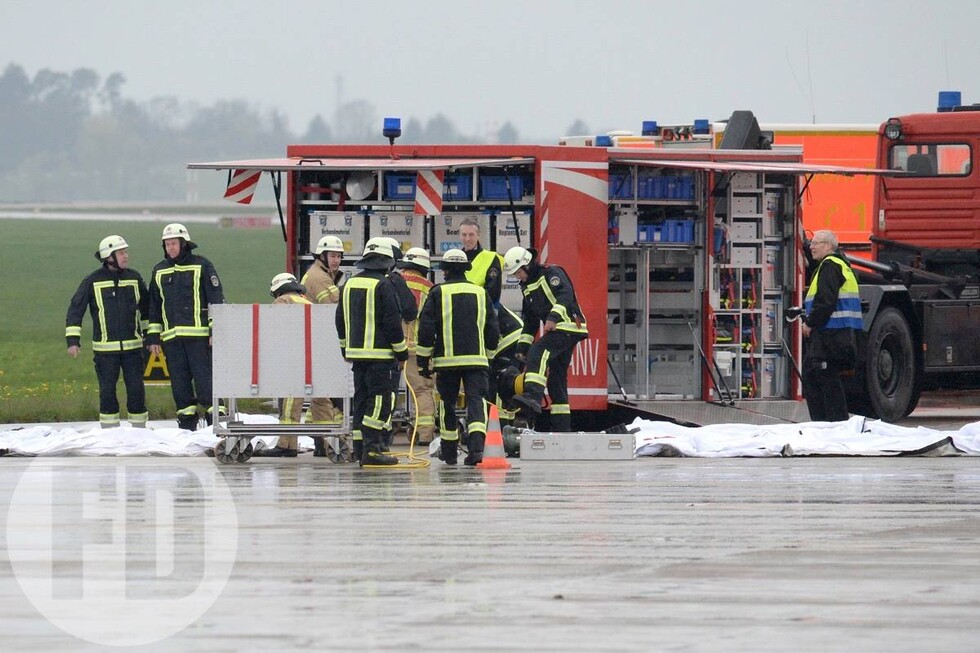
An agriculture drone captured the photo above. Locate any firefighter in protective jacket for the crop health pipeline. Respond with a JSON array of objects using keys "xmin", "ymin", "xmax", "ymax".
[
  {"xmin": 253, "ymin": 273, "xmax": 316, "ymax": 458},
  {"xmin": 65, "ymin": 235, "xmax": 149, "ymax": 429},
  {"xmin": 336, "ymin": 239, "xmax": 408, "ymax": 466},
  {"xmin": 396, "ymin": 247, "xmax": 437, "ymax": 445},
  {"xmin": 503, "ymin": 246, "xmax": 588, "ymax": 432},
  {"xmin": 277, "ymin": 235, "xmax": 345, "ymax": 431},
  {"xmin": 417, "ymin": 249, "xmax": 500, "ymax": 466},
  {"xmin": 146, "ymin": 223, "xmax": 225, "ymax": 431}
]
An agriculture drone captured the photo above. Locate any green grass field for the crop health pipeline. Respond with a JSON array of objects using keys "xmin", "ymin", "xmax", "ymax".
[{"xmin": 0, "ymin": 217, "xmax": 286, "ymax": 423}]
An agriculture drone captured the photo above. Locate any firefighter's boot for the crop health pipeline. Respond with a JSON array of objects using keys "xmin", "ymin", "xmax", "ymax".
[
  {"xmin": 352, "ymin": 438, "xmax": 364, "ymax": 463},
  {"xmin": 511, "ymin": 392, "xmax": 542, "ymax": 416},
  {"xmin": 381, "ymin": 429, "xmax": 393, "ymax": 452},
  {"xmin": 253, "ymin": 445, "xmax": 298, "ymax": 458},
  {"xmin": 550, "ymin": 413, "xmax": 572, "ymax": 433},
  {"xmin": 360, "ymin": 432, "xmax": 397, "ymax": 467},
  {"xmin": 439, "ymin": 438, "xmax": 459, "ymax": 466},
  {"xmin": 177, "ymin": 415, "xmax": 198, "ymax": 432},
  {"xmin": 463, "ymin": 432, "xmax": 485, "ymax": 467},
  {"xmin": 313, "ymin": 437, "xmax": 327, "ymax": 457}
]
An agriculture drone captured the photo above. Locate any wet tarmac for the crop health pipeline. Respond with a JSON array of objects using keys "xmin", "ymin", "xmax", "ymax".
[{"xmin": 2, "ymin": 454, "xmax": 980, "ymax": 651}]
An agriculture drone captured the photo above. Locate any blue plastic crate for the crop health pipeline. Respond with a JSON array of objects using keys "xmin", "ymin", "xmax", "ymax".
[
  {"xmin": 680, "ymin": 176, "xmax": 694, "ymax": 199},
  {"xmin": 637, "ymin": 174, "xmax": 658, "ymax": 199},
  {"xmin": 443, "ymin": 174, "xmax": 472, "ymax": 201},
  {"xmin": 384, "ymin": 174, "xmax": 416, "ymax": 200},
  {"xmin": 479, "ymin": 175, "xmax": 523, "ymax": 200},
  {"xmin": 637, "ymin": 224, "xmax": 661, "ymax": 242},
  {"xmin": 662, "ymin": 219, "xmax": 694, "ymax": 243},
  {"xmin": 609, "ymin": 173, "xmax": 633, "ymax": 199}
]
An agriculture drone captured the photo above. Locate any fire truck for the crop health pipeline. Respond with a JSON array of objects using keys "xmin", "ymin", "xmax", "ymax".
[
  {"xmin": 835, "ymin": 96, "xmax": 980, "ymax": 421},
  {"xmin": 189, "ymin": 113, "xmax": 896, "ymax": 428}
]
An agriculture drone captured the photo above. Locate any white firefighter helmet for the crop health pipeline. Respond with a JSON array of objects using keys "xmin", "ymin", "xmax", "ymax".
[
  {"xmin": 161, "ymin": 222, "xmax": 191, "ymax": 242},
  {"xmin": 269, "ymin": 272, "xmax": 298, "ymax": 295},
  {"xmin": 362, "ymin": 237, "xmax": 395, "ymax": 259},
  {"xmin": 439, "ymin": 248, "xmax": 472, "ymax": 271},
  {"xmin": 377, "ymin": 236, "xmax": 404, "ymax": 260},
  {"xmin": 314, "ymin": 235, "xmax": 345, "ymax": 255},
  {"xmin": 402, "ymin": 247, "xmax": 431, "ymax": 270},
  {"xmin": 97, "ymin": 235, "xmax": 129, "ymax": 260},
  {"xmin": 357, "ymin": 237, "xmax": 396, "ymax": 270},
  {"xmin": 502, "ymin": 246, "xmax": 533, "ymax": 275}
]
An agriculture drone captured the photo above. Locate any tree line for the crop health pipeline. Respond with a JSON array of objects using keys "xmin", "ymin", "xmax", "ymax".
[{"xmin": 0, "ymin": 64, "xmax": 588, "ymax": 204}]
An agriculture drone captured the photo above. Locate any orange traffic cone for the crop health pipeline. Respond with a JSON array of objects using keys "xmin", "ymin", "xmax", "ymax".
[{"xmin": 478, "ymin": 403, "xmax": 511, "ymax": 470}]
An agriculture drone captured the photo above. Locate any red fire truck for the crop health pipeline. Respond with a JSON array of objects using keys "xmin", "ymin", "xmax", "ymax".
[
  {"xmin": 190, "ymin": 115, "xmax": 892, "ymax": 428},
  {"xmin": 838, "ymin": 98, "xmax": 980, "ymax": 421}
]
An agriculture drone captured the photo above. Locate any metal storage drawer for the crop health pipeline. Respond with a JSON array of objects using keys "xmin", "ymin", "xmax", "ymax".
[{"xmin": 520, "ymin": 432, "xmax": 636, "ymax": 460}]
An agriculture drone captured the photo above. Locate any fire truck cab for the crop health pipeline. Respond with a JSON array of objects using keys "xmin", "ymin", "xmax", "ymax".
[{"xmin": 840, "ymin": 94, "xmax": 980, "ymax": 421}]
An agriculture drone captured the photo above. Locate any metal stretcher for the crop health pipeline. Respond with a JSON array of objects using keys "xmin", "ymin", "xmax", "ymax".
[{"xmin": 210, "ymin": 303, "xmax": 353, "ymax": 463}]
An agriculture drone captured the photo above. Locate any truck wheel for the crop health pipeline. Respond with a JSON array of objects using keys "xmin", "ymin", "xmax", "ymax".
[{"xmin": 865, "ymin": 307, "xmax": 915, "ymax": 422}]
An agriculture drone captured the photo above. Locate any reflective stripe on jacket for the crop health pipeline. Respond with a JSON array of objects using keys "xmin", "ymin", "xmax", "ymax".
[
  {"xmin": 417, "ymin": 279, "xmax": 500, "ymax": 368},
  {"xmin": 401, "ymin": 269, "xmax": 432, "ymax": 350},
  {"xmin": 148, "ymin": 254, "xmax": 224, "ymax": 341},
  {"xmin": 804, "ymin": 255, "xmax": 862, "ymax": 330},
  {"xmin": 465, "ymin": 247, "xmax": 503, "ymax": 304},
  {"xmin": 336, "ymin": 271, "xmax": 408, "ymax": 361},
  {"xmin": 518, "ymin": 264, "xmax": 588, "ymax": 346},
  {"xmin": 65, "ymin": 267, "xmax": 148, "ymax": 352}
]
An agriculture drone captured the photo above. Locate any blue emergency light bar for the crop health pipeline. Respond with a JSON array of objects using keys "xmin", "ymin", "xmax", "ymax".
[
  {"xmin": 937, "ymin": 91, "xmax": 961, "ymax": 112},
  {"xmin": 693, "ymin": 119, "xmax": 710, "ymax": 134},
  {"xmin": 595, "ymin": 135, "xmax": 613, "ymax": 147},
  {"xmin": 383, "ymin": 117, "xmax": 402, "ymax": 139},
  {"xmin": 641, "ymin": 120, "xmax": 659, "ymax": 136}
]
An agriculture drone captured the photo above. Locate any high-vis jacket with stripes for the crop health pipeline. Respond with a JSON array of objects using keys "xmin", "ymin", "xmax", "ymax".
[
  {"xmin": 416, "ymin": 278, "xmax": 500, "ymax": 369},
  {"xmin": 66, "ymin": 266, "xmax": 149, "ymax": 353},
  {"xmin": 146, "ymin": 252, "xmax": 224, "ymax": 343},
  {"xmin": 336, "ymin": 270, "xmax": 409, "ymax": 362}
]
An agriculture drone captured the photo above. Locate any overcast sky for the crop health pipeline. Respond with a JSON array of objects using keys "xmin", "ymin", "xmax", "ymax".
[{"xmin": 4, "ymin": 0, "xmax": 979, "ymax": 142}]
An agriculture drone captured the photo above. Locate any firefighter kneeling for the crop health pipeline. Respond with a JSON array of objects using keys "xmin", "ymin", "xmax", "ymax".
[
  {"xmin": 503, "ymin": 246, "xmax": 588, "ymax": 432},
  {"xmin": 416, "ymin": 249, "xmax": 500, "ymax": 466}
]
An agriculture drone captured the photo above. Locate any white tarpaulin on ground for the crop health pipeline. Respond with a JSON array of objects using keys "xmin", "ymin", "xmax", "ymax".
[
  {"xmin": 0, "ymin": 415, "xmax": 289, "ymax": 457},
  {"xmin": 2, "ymin": 415, "xmax": 980, "ymax": 457},
  {"xmin": 632, "ymin": 415, "xmax": 980, "ymax": 457}
]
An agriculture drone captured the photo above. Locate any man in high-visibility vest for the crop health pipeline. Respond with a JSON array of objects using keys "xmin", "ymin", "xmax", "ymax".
[
  {"xmin": 459, "ymin": 217, "xmax": 503, "ymax": 306},
  {"xmin": 801, "ymin": 230, "xmax": 861, "ymax": 422}
]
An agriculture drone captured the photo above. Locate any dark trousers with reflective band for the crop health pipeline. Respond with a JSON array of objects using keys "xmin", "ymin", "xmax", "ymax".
[
  {"xmin": 523, "ymin": 331, "xmax": 585, "ymax": 432},
  {"xmin": 802, "ymin": 358, "xmax": 849, "ymax": 422},
  {"xmin": 93, "ymin": 349, "xmax": 146, "ymax": 423},
  {"xmin": 435, "ymin": 367, "xmax": 489, "ymax": 442},
  {"xmin": 162, "ymin": 337, "xmax": 213, "ymax": 417},
  {"xmin": 352, "ymin": 361, "xmax": 399, "ymax": 452}
]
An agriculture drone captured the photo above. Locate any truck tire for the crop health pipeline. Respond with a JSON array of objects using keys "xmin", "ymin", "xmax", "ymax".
[{"xmin": 864, "ymin": 307, "xmax": 915, "ymax": 422}]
